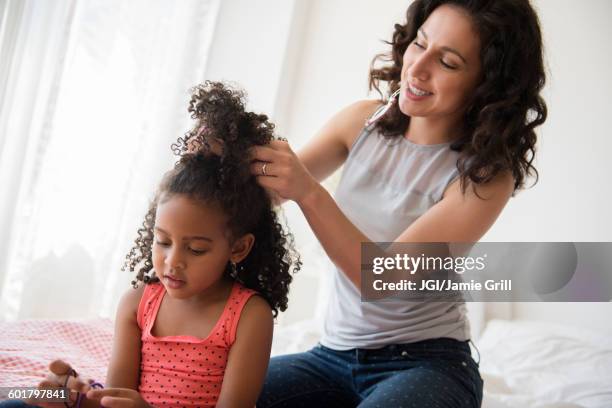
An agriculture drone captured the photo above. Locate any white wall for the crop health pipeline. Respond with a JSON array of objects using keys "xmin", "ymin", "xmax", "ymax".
[
  {"xmin": 488, "ymin": 0, "xmax": 612, "ymax": 242},
  {"xmin": 509, "ymin": 0, "xmax": 612, "ymax": 332},
  {"xmin": 204, "ymin": 0, "xmax": 306, "ymax": 122}
]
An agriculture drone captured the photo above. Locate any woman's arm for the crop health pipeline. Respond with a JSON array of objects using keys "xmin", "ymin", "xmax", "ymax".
[
  {"xmin": 251, "ymin": 103, "xmax": 515, "ymax": 289},
  {"xmin": 297, "ymin": 170, "xmax": 514, "ymax": 288},
  {"xmin": 216, "ymin": 295, "xmax": 274, "ymax": 408}
]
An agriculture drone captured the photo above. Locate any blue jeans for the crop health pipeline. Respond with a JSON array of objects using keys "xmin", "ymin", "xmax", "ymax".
[
  {"xmin": 257, "ymin": 338, "xmax": 483, "ymax": 408},
  {"xmin": 0, "ymin": 402, "xmax": 36, "ymax": 407}
]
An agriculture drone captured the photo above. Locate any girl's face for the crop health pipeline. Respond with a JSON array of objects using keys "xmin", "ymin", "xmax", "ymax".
[
  {"xmin": 152, "ymin": 194, "xmax": 253, "ymax": 301},
  {"xmin": 398, "ymin": 4, "xmax": 482, "ymax": 125}
]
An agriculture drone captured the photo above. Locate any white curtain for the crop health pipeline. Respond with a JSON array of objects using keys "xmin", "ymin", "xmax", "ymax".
[{"xmin": 0, "ymin": 0, "xmax": 220, "ymax": 320}]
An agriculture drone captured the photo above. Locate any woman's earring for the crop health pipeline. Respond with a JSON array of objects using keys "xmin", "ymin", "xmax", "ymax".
[
  {"xmin": 365, "ymin": 88, "xmax": 401, "ymax": 126},
  {"xmin": 230, "ymin": 261, "xmax": 238, "ymax": 278}
]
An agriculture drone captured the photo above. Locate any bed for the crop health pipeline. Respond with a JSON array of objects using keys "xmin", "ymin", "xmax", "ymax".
[{"xmin": 1, "ymin": 304, "xmax": 611, "ymax": 407}]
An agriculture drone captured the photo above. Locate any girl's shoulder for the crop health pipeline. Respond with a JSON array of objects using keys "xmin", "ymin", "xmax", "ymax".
[
  {"xmin": 227, "ymin": 282, "xmax": 267, "ymax": 318},
  {"xmin": 115, "ymin": 284, "xmax": 146, "ymax": 327},
  {"xmin": 120, "ymin": 284, "xmax": 147, "ymax": 312},
  {"xmin": 231, "ymin": 281, "xmax": 258, "ymax": 299},
  {"xmin": 231, "ymin": 290, "xmax": 273, "ymax": 339},
  {"xmin": 225, "ymin": 283, "xmax": 272, "ymax": 344}
]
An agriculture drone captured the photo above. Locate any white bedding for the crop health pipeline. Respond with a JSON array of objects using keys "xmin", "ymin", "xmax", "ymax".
[{"xmin": 478, "ymin": 319, "xmax": 612, "ymax": 408}]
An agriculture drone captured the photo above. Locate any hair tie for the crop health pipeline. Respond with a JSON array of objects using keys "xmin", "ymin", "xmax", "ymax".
[
  {"xmin": 196, "ymin": 125, "xmax": 207, "ymax": 138},
  {"xmin": 75, "ymin": 381, "xmax": 104, "ymax": 408},
  {"xmin": 63, "ymin": 369, "xmax": 78, "ymax": 408}
]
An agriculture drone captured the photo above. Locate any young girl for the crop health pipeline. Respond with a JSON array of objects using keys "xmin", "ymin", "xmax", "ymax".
[{"xmin": 15, "ymin": 81, "xmax": 300, "ymax": 408}]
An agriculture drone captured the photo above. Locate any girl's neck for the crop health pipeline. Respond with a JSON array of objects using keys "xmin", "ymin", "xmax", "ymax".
[
  {"xmin": 174, "ymin": 275, "xmax": 234, "ymax": 309},
  {"xmin": 405, "ymin": 116, "xmax": 461, "ymax": 145}
]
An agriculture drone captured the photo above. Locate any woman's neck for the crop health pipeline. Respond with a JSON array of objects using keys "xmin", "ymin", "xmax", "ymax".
[{"xmin": 404, "ymin": 116, "xmax": 461, "ymax": 145}]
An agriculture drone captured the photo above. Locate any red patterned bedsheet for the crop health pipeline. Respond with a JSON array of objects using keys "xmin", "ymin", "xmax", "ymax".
[{"xmin": 0, "ymin": 319, "xmax": 113, "ymax": 387}]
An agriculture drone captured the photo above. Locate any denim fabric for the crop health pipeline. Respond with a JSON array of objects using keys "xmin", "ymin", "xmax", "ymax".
[
  {"xmin": 257, "ymin": 338, "xmax": 483, "ymax": 408},
  {"xmin": 0, "ymin": 401, "xmax": 36, "ymax": 407}
]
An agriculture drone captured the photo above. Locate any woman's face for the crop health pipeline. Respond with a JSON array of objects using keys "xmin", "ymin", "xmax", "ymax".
[{"xmin": 399, "ymin": 4, "xmax": 482, "ymax": 124}]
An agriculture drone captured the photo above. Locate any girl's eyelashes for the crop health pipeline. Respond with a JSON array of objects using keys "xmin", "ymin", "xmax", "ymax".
[
  {"xmin": 154, "ymin": 240, "xmax": 208, "ymax": 255},
  {"xmin": 413, "ymin": 40, "xmax": 425, "ymax": 49}
]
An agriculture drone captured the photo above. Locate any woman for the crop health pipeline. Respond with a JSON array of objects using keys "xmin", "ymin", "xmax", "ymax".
[{"xmin": 252, "ymin": 0, "xmax": 546, "ymax": 406}]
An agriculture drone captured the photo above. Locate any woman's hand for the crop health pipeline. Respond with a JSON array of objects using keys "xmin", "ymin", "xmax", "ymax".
[
  {"xmin": 86, "ymin": 388, "xmax": 152, "ymax": 408},
  {"xmin": 249, "ymin": 139, "xmax": 319, "ymax": 205},
  {"xmin": 26, "ymin": 360, "xmax": 92, "ymax": 407}
]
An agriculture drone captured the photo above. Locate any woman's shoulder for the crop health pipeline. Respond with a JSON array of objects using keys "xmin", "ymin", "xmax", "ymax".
[
  {"xmin": 344, "ymin": 99, "xmax": 383, "ymax": 117},
  {"xmin": 333, "ymin": 99, "xmax": 382, "ymax": 129},
  {"xmin": 327, "ymin": 99, "xmax": 383, "ymax": 150}
]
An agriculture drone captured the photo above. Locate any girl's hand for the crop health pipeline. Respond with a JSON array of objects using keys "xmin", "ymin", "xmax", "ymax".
[
  {"xmin": 249, "ymin": 139, "xmax": 319, "ymax": 205},
  {"xmin": 26, "ymin": 360, "xmax": 92, "ymax": 407},
  {"xmin": 86, "ymin": 388, "xmax": 152, "ymax": 408}
]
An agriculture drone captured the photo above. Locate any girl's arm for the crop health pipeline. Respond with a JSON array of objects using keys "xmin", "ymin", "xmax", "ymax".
[
  {"xmin": 83, "ymin": 285, "xmax": 151, "ymax": 407},
  {"xmin": 104, "ymin": 285, "xmax": 145, "ymax": 388},
  {"xmin": 216, "ymin": 295, "xmax": 274, "ymax": 408}
]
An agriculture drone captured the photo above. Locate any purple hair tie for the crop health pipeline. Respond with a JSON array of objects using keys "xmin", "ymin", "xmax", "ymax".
[
  {"xmin": 196, "ymin": 125, "xmax": 207, "ymax": 137},
  {"xmin": 75, "ymin": 381, "xmax": 104, "ymax": 408}
]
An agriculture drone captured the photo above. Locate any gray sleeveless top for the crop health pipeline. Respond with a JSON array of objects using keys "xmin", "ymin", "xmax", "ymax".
[{"xmin": 320, "ymin": 123, "xmax": 471, "ymax": 350}]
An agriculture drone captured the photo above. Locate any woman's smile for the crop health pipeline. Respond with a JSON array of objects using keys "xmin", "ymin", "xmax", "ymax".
[{"xmin": 405, "ymin": 82, "xmax": 434, "ymax": 100}]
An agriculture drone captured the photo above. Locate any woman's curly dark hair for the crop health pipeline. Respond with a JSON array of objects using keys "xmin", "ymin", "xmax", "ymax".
[
  {"xmin": 122, "ymin": 81, "xmax": 301, "ymax": 317},
  {"xmin": 369, "ymin": 0, "xmax": 547, "ymax": 193}
]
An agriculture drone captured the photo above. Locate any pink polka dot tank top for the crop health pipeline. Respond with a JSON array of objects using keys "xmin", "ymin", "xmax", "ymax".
[{"xmin": 136, "ymin": 281, "xmax": 257, "ymax": 407}]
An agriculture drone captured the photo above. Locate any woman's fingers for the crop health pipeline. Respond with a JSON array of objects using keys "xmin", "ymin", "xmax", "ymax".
[
  {"xmin": 249, "ymin": 145, "xmax": 277, "ymax": 162},
  {"xmin": 250, "ymin": 161, "xmax": 275, "ymax": 177},
  {"xmin": 250, "ymin": 139, "xmax": 291, "ymax": 159},
  {"xmin": 249, "ymin": 138, "xmax": 317, "ymax": 202},
  {"xmin": 255, "ymin": 174, "xmax": 286, "ymax": 193},
  {"xmin": 249, "ymin": 139, "xmax": 295, "ymax": 177}
]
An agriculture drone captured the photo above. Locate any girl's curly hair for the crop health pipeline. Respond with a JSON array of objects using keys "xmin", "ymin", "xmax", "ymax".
[
  {"xmin": 122, "ymin": 81, "xmax": 301, "ymax": 317},
  {"xmin": 369, "ymin": 0, "xmax": 547, "ymax": 193}
]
